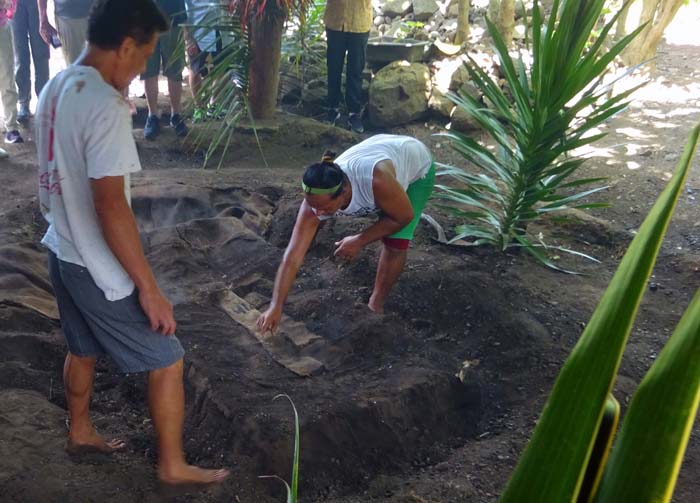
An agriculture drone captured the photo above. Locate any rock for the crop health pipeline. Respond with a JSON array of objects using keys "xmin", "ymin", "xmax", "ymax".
[
  {"xmin": 429, "ymin": 87, "xmax": 456, "ymax": 119},
  {"xmin": 383, "ymin": 0, "xmax": 413, "ymax": 17},
  {"xmin": 448, "ymin": 62, "xmax": 470, "ymax": 90},
  {"xmin": 374, "ymin": 15, "xmax": 384, "ymax": 26},
  {"xmin": 513, "ymin": 24, "xmax": 527, "ymax": 39},
  {"xmin": 429, "ymin": 30, "xmax": 440, "ymax": 40},
  {"xmin": 447, "ymin": 0, "xmax": 459, "ymax": 16},
  {"xmin": 449, "ymin": 105, "xmax": 481, "ymax": 132},
  {"xmin": 369, "ymin": 61, "xmax": 431, "ymax": 127},
  {"xmin": 413, "ymin": 0, "xmax": 439, "ymax": 21},
  {"xmin": 385, "ymin": 18, "xmax": 409, "ymax": 38}
]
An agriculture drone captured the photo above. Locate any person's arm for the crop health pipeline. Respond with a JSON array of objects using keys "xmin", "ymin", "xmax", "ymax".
[
  {"xmin": 334, "ymin": 161, "xmax": 414, "ymax": 260},
  {"xmin": 37, "ymin": 0, "xmax": 59, "ymax": 45},
  {"xmin": 257, "ymin": 200, "xmax": 321, "ymax": 333},
  {"xmin": 91, "ymin": 176, "xmax": 176, "ymax": 336}
]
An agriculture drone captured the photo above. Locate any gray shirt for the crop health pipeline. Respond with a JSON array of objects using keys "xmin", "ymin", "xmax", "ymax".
[{"xmin": 54, "ymin": 0, "xmax": 95, "ymax": 19}]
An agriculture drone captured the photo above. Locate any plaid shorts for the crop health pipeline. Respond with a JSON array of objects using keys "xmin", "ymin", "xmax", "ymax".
[{"xmin": 48, "ymin": 252, "xmax": 184, "ymax": 373}]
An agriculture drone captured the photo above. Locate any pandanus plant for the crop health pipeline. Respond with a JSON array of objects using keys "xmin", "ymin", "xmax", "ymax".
[
  {"xmin": 436, "ymin": 0, "xmax": 645, "ymax": 269},
  {"xmin": 500, "ymin": 125, "xmax": 700, "ymax": 502}
]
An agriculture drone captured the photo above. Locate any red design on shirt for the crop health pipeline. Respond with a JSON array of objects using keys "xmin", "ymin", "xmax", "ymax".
[{"xmin": 48, "ymin": 96, "xmax": 57, "ymax": 162}]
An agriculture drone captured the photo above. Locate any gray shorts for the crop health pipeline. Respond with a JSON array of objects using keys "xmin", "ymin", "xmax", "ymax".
[{"xmin": 48, "ymin": 252, "xmax": 185, "ymax": 373}]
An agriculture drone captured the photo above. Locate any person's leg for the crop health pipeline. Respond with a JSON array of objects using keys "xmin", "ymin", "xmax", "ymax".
[
  {"xmin": 149, "ymin": 359, "xmax": 229, "ymax": 484},
  {"xmin": 167, "ymin": 78, "xmax": 182, "ymax": 116},
  {"xmin": 325, "ymin": 28, "xmax": 346, "ymax": 121},
  {"xmin": 145, "ymin": 76, "xmax": 160, "ymax": 116},
  {"xmin": 161, "ymin": 25, "xmax": 186, "ymax": 135},
  {"xmin": 55, "ymin": 15, "xmax": 88, "ymax": 65},
  {"xmin": 345, "ymin": 31, "xmax": 369, "ymax": 114},
  {"xmin": 369, "ymin": 162, "xmax": 436, "ymax": 312},
  {"xmin": 48, "ymin": 252, "xmax": 122, "ymax": 452},
  {"xmin": 369, "ymin": 245, "xmax": 407, "ymax": 313},
  {"xmin": 0, "ymin": 24, "xmax": 19, "ymax": 132},
  {"xmin": 27, "ymin": 0, "xmax": 50, "ymax": 100},
  {"xmin": 11, "ymin": 0, "xmax": 32, "ymax": 111},
  {"xmin": 63, "ymin": 353, "xmax": 125, "ymax": 451}
]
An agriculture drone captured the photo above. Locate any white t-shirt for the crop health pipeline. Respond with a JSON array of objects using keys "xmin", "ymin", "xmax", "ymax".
[
  {"xmin": 316, "ymin": 134, "xmax": 432, "ymax": 219},
  {"xmin": 36, "ymin": 65, "xmax": 141, "ymax": 301}
]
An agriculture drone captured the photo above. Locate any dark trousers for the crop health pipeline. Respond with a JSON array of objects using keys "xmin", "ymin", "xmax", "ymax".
[
  {"xmin": 11, "ymin": 0, "xmax": 50, "ymax": 107},
  {"xmin": 326, "ymin": 29, "xmax": 369, "ymax": 114}
]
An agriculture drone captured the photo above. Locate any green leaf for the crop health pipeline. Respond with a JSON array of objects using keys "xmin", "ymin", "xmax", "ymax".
[{"xmin": 499, "ymin": 124, "xmax": 700, "ymax": 502}]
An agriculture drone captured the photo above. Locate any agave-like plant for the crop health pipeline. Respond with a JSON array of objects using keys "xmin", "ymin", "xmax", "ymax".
[
  {"xmin": 500, "ymin": 124, "xmax": 700, "ymax": 502},
  {"xmin": 435, "ymin": 0, "xmax": 646, "ymax": 269}
]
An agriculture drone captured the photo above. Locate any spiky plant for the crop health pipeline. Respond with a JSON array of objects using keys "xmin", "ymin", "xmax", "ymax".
[{"xmin": 435, "ymin": 0, "xmax": 646, "ymax": 269}]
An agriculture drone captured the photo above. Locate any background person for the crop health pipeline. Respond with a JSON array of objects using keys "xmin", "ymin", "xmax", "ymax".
[
  {"xmin": 12, "ymin": 0, "xmax": 49, "ymax": 122},
  {"xmin": 141, "ymin": 0, "xmax": 187, "ymax": 140},
  {"xmin": 323, "ymin": 0, "xmax": 372, "ymax": 133},
  {"xmin": 257, "ymin": 134, "xmax": 435, "ymax": 334},
  {"xmin": 38, "ymin": 0, "xmax": 96, "ymax": 65},
  {"xmin": 0, "ymin": 0, "xmax": 23, "ymax": 143}
]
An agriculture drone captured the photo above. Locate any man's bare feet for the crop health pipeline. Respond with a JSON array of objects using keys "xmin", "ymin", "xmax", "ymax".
[
  {"xmin": 66, "ymin": 429, "xmax": 126, "ymax": 455},
  {"xmin": 158, "ymin": 464, "xmax": 230, "ymax": 486},
  {"xmin": 368, "ymin": 295, "xmax": 385, "ymax": 314}
]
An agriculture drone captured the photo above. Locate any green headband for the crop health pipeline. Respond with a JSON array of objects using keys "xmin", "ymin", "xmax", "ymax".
[{"xmin": 301, "ymin": 181, "xmax": 342, "ymax": 195}]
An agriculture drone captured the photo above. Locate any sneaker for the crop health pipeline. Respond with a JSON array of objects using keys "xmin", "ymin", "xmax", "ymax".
[
  {"xmin": 206, "ymin": 105, "xmax": 227, "ymax": 120},
  {"xmin": 4, "ymin": 130, "xmax": 24, "ymax": 144},
  {"xmin": 192, "ymin": 107, "xmax": 208, "ymax": 123},
  {"xmin": 326, "ymin": 108, "xmax": 341, "ymax": 126},
  {"xmin": 17, "ymin": 104, "xmax": 31, "ymax": 123},
  {"xmin": 170, "ymin": 113, "xmax": 188, "ymax": 137},
  {"xmin": 144, "ymin": 114, "xmax": 160, "ymax": 140},
  {"xmin": 348, "ymin": 112, "xmax": 364, "ymax": 134}
]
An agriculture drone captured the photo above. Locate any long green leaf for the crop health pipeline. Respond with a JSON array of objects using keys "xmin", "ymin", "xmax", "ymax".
[
  {"xmin": 500, "ymin": 124, "xmax": 700, "ymax": 502},
  {"xmin": 594, "ymin": 289, "xmax": 700, "ymax": 502}
]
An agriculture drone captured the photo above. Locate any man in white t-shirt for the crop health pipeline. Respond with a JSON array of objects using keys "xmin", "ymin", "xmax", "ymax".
[{"xmin": 36, "ymin": 0, "xmax": 228, "ymax": 485}]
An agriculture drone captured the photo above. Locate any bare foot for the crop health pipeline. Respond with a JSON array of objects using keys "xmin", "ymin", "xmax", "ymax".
[
  {"xmin": 367, "ymin": 298, "xmax": 385, "ymax": 314},
  {"xmin": 158, "ymin": 464, "xmax": 230, "ymax": 486},
  {"xmin": 66, "ymin": 431, "xmax": 126, "ymax": 455}
]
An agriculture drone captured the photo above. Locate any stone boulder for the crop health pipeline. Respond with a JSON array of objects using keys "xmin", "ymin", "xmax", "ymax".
[
  {"xmin": 413, "ymin": 0, "xmax": 439, "ymax": 21},
  {"xmin": 428, "ymin": 87, "xmax": 456, "ymax": 119},
  {"xmin": 449, "ymin": 105, "xmax": 481, "ymax": 132},
  {"xmin": 383, "ymin": 0, "xmax": 413, "ymax": 17},
  {"xmin": 369, "ymin": 61, "xmax": 431, "ymax": 127}
]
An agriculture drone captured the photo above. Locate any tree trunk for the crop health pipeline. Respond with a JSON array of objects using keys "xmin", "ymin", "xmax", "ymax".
[
  {"xmin": 488, "ymin": 0, "xmax": 515, "ymax": 46},
  {"xmin": 455, "ymin": 0, "xmax": 471, "ymax": 45},
  {"xmin": 614, "ymin": 0, "xmax": 633, "ymax": 39},
  {"xmin": 621, "ymin": 0, "xmax": 684, "ymax": 66},
  {"xmin": 248, "ymin": 12, "xmax": 285, "ymax": 119}
]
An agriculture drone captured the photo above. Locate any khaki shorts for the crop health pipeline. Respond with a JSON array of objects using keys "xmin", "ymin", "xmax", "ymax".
[{"xmin": 141, "ymin": 26, "xmax": 184, "ymax": 81}]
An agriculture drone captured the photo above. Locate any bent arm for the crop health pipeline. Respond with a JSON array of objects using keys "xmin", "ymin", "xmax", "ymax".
[
  {"xmin": 356, "ymin": 161, "xmax": 414, "ymax": 246},
  {"xmin": 268, "ymin": 200, "xmax": 321, "ymax": 312},
  {"xmin": 91, "ymin": 176, "xmax": 158, "ymax": 295}
]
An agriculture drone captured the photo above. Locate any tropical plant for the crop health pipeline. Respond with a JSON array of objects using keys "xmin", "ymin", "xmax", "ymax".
[
  {"xmin": 182, "ymin": 3, "xmax": 251, "ymax": 169},
  {"xmin": 260, "ymin": 394, "xmax": 301, "ymax": 503},
  {"xmin": 435, "ymin": 0, "xmax": 646, "ymax": 269},
  {"xmin": 499, "ymin": 124, "xmax": 700, "ymax": 502},
  {"xmin": 279, "ymin": 0, "xmax": 327, "ymax": 107}
]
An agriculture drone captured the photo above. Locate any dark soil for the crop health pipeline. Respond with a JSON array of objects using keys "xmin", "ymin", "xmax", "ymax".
[{"xmin": 0, "ymin": 40, "xmax": 699, "ymax": 503}]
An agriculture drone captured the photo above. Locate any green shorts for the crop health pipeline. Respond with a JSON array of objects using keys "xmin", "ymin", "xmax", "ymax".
[
  {"xmin": 141, "ymin": 26, "xmax": 184, "ymax": 81},
  {"xmin": 389, "ymin": 161, "xmax": 436, "ymax": 240}
]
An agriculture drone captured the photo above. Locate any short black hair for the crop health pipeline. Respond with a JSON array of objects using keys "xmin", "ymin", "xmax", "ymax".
[
  {"xmin": 88, "ymin": 0, "xmax": 169, "ymax": 50},
  {"xmin": 302, "ymin": 151, "xmax": 347, "ymax": 199}
]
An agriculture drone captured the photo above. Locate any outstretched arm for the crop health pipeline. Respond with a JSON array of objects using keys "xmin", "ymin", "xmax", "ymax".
[{"xmin": 257, "ymin": 200, "xmax": 320, "ymax": 333}]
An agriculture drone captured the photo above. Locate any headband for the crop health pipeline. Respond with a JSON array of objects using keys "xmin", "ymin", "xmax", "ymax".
[{"xmin": 301, "ymin": 181, "xmax": 342, "ymax": 195}]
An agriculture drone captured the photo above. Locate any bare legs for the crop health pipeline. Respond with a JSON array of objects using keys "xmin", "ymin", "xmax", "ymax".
[
  {"xmin": 63, "ymin": 353, "xmax": 228, "ymax": 484},
  {"xmin": 64, "ymin": 353, "xmax": 125, "ymax": 452},
  {"xmin": 144, "ymin": 76, "xmax": 182, "ymax": 117},
  {"xmin": 368, "ymin": 245, "xmax": 407, "ymax": 314},
  {"xmin": 149, "ymin": 359, "xmax": 228, "ymax": 484}
]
